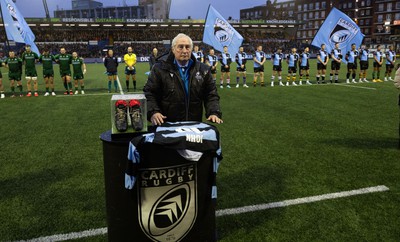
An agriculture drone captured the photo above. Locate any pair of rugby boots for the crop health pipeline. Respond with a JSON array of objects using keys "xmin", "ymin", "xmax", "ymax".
[{"xmin": 115, "ymin": 99, "xmax": 143, "ymax": 132}]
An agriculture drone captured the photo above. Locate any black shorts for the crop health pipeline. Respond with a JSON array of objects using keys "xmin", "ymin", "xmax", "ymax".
[
  {"xmin": 107, "ymin": 71, "xmax": 118, "ymax": 76},
  {"xmin": 288, "ymin": 66, "xmax": 297, "ymax": 73},
  {"xmin": 347, "ymin": 63, "xmax": 357, "ymax": 70},
  {"xmin": 331, "ymin": 61, "xmax": 341, "ymax": 71},
  {"xmin": 273, "ymin": 65, "xmax": 282, "ymax": 72},
  {"xmin": 360, "ymin": 61, "xmax": 368, "ymax": 70},
  {"xmin": 236, "ymin": 67, "xmax": 246, "ymax": 72},
  {"xmin": 210, "ymin": 67, "xmax": 217, "ymax": 75},
  {"xmin": 373, "ymin": 62, "xmax": 382, "ymax": 68},
  {"xmin": 254, "ymin": 66, "xmax": 264, "ymax": 73},
  {"xmin": 386, "ymin": 64, "xmax": 394, "ymax": 69},
  {"xmin": 221, "ymin": 66, "xmax": 230, "ymax": 73},
  {"xmin": 299, "ymin": 65, "xmax": 309, "ymax": 71},
  {"xmin": 317, "ymin": 63, "xmax": 327, "ymax": 70},
  {"xmin": 125, "ymin": 66, "xmax": 136, "ymax": 75}
]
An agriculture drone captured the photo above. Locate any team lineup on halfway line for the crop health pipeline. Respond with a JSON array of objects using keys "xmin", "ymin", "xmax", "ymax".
[
  {"xmin": 0, "ymin": 42, "xmax": 397, "ymax": 99},
  {"xmin": 201, "ymin": 43, "xmax": 397, "ymax": 89}
]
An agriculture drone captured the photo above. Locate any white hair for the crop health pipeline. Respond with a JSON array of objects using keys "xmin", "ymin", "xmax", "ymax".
[{"xmin": 171, "ymin": 33, "xmax": 193, "ymax": 50}]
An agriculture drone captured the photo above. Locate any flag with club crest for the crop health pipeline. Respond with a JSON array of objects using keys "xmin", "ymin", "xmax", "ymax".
[
  {"xmin": 311, "ymin": 7, "xmax": 364, "ymax": 63},
  {"xmin": 0, "ymin": 0, "xmax": 40, "ymax": 54},
  {"xmin": 203, "ymin": 5, "xmax": 243, "ymax": 57}
]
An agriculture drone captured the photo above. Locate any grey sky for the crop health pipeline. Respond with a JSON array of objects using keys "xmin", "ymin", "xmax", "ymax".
[{"xmin": 14, "ymin": 0, "xmax": 267, "ymax": 19}]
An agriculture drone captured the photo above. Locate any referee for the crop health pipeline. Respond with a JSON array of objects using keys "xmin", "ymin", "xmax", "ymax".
[{"xmin": 124, "ymin": 46, "xmax": 137, "ymax": 91}]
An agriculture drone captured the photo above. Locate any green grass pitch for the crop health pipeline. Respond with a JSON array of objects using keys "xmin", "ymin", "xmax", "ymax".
[{"xmin": 0, "ymin": 60, "xmax": 399, "ymax": 241}]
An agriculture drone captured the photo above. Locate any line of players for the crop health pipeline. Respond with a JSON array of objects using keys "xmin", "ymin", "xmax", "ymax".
[
  {"xmin": 0, "ymin": 45, "xmax": 86, "ymax": 99},
  {"xmin": 195, "ymin": 44, "xmax": 397, "ymax": 88}
]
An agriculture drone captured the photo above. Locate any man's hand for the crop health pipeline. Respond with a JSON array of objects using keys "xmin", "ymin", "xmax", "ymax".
[
  {"xmin": 207, "ymin": 115, "xmax": 223, "ymax": 124},
  {"xmin": 151, "ymin": 112, "xmax": 167, "ymax": 126}
]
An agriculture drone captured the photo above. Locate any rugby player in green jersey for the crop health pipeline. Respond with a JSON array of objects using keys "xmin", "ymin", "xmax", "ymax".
[
  {"xmin": 22, "ymin": 45, "xmax": 39, "ymax": 97},
  {"xmin": 72, "ymin": 52, "xmax": 86, "ymax": 95},
  {"xmin": 0, "ymin": 59, "xmax": 4, "ymax": 98},
  {"xmin": 55, "ymin": 47, "xmax": 73, "ymax": 95},
  {"xmin": 39, "ymin": 49, "xmax": 56, "ymax": 96},
  {"xmin": 5, "ymin": 51, "xmax": 23, "ymax": 97}
]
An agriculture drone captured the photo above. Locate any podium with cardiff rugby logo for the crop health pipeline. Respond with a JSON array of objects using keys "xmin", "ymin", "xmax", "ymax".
[{"xmin": 100, "ymin": 121, "xmax": 221, "ymax": 242}]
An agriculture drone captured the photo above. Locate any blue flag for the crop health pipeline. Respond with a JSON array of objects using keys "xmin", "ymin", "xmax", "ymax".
[
  {"xmin": 203, "ymin": 5, "xmax": 243, "ymax": 57},
  {"xmin": 311, "ymin": 7, "xmax": 364, "ymax": 63},
  {"xmin": 0, "ymin": 0, "xmax": 40, "ymax": 54}
]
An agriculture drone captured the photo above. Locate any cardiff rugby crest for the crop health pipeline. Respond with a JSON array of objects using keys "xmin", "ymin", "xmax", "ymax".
[
  {"xmin": 213, "ymin": 17, "xmax": 234, "ymax": 46},
  {"xmin": 138, "ymin": 163, "xmax": 197, "ymax": 242},
  {"xmin": 329, "ymin": 17, "xmax": 359, "ymax": 50}
]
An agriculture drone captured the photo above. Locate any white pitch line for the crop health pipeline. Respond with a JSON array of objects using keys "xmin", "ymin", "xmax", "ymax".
[
  {"xmin": 15, "ymin": 228, "xmax": 107, "ymax": 242},
  {"xmin": 16, "ymin": 185, "xmax": 389, "ymax": 242},
  {"xmin": 55, "ymin": 92, "xmax": 113, "ymax": 97},
  {"xmin": 116, "ymin": 76, "xmax": 124, "ymax": 95},
  {"xmin": 333, "ymin": 83, "xmax": 377, "ymax": 90},
  {"xmin": 216, "ymin": 185, "xmax": 389, "ymax": 217}
]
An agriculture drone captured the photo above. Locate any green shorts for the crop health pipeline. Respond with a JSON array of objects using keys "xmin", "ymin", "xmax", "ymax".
[
  {"xmin": 25, "ymin": 69, "xmax": 37, "ymax": 77},
  {"xmin": 73, "ymin": 74, "xmax": 84, "ymax": 80},
  {"xmin": 9, "ymin": 72, "xmax": 22, "ymax": 81},
  {"xmin": 43, "ymin": 70, "xmax": 54, "ymax": 78},
  {"xmin": 60, "ymin": 70, "xmax": 71, "ymax": 77}
]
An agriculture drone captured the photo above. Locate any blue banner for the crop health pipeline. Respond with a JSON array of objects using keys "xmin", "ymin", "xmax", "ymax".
[
  {"xmin": 203, "ymin": 5, "xmax": 243, "ymax": 57},
  {"xmin": 1, "ymin": 0, "xmax": 40, "ymax": 54},
  {"xmin": 311, "ymin": 7, "xmax": 364, "ymax": 63}
]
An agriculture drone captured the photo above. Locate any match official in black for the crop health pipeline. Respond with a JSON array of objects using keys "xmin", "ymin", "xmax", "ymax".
[{"xmin": 104, "ymin": 49, "xmax": 119, "ymax": 93}]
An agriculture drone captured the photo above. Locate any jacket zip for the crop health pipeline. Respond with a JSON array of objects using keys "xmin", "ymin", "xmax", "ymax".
[{"xmin": 173, "ymin": 69, "xmax": 190, "ymax": 121}]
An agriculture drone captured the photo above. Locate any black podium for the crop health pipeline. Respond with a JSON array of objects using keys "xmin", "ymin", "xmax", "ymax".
[{"xmin": 101, "ymin": 122, "xmax": 221, "ymax": 242}]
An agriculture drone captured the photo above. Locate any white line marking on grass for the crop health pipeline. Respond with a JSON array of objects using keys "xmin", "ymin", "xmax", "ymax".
[
  {"xmin": 333, "ymin": 83, "xmax": 377, "ymax": 90},
  {"xmin": 116, "ymin": 76, "xmax": 124, "ymax": 95},
  {"xmin": 55, "ymin": 93, "xmax": 112, "ymax": 97},
  {"xmin": 15, "ymin": 228, "xmax": 107, "ymax": 242},
  {"xmin": 17, "ymin": 185, "xmax": 389, "ymax": 242},
  {"xmin": 216, "ymin": 185, "xmax": 389, "ymax": 217}
]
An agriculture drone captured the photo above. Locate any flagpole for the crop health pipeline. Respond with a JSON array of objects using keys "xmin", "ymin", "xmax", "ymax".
[
  {"xmin": 0, "ymin": 1, "xmax": 11, "ymax": 53},
  {"xmin": 202, "ymin": 4, "xmax": 212, "ymax": 47}
]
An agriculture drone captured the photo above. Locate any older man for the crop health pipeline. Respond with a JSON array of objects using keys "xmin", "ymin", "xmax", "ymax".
[{"xmin": 144, "ymin": 33, "xmax": 222, "ymax": 125}]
